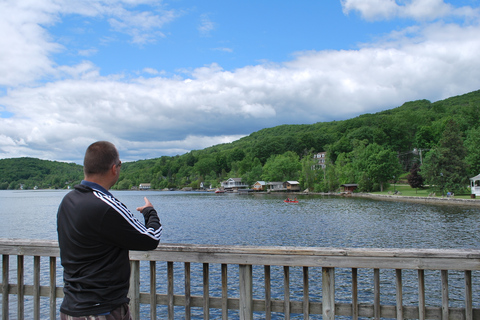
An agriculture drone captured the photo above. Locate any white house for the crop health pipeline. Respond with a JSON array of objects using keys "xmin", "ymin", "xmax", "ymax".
[
  {"xmin": 139, "ymin": 183, "xmax": 151, "ymax": 190},
  {"xmin": 470, "ymin": 174, "xmax": 480, "ymax": 196},
  {"xmin": 221, "ymin": 178, "xmax": 248, "ymax": 192}
]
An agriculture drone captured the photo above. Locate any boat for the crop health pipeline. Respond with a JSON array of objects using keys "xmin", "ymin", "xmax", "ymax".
[
  {"xmin": 284, "ymin": 199, "xmax": 299, "ymax": 203},
  {"xmin": 215, "ymin": 189, "xmax": 225, "ymax": 193}
]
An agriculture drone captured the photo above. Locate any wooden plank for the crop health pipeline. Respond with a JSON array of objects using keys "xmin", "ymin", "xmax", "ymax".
[
  {"xmin": 322, "ymin": 267, "xmax": 335, "ymax": 320},
  {"xmin": 284, "ymin": 266, "xmax": 290, "ymax": 320},
  {"xmin": 221, "ymin": 264, "xmax": 228, "ymax": 320},
  {"xmin": 2, "ymin": 255, "xmax": 9, "ymax": 320},
  {"xmin": 303, "ymin": 266, "xmax": 309, "ymax": 320},
  {"xmin": 441, "ymin": 270, "xmax": 449, "ymax": 320},
  {"xmin": 184, "ymin": 262, "xmax": 191, "ymax": 320},
  {"xmin": 168, "ymin": 261, "xmax": 174, "ymax": 320},
  {"xmin": 352, "ymin": 268, "xmax": 358, "ymax": 320},
  {"xmin": 33, "ymin": 256, "xmax": 40, "ymax": 320},
  {"xmin": 264, "ymin": 265, "xmax": 271, "ymax": 320},
  {"xmin": 465, "ymin": 270, "xmax": 472, "ymax": 320},
  {"xmin": 374, "ymin": 268, "xmax": 380, "ymax": 320},
  {"xmin": 128, "ymin": 260, "xmax": 140, "ymax": 320},
  {"xmin": 418, "ymin": 269, "xmax": 425, "ymax": 320},
  {"xmin": 203, "ymin": 263, "xmax": 209, "ymax": 320},
  {"xmin": 49, "ymin": 257, "xmax": 56, "ymax": 320},
  {"xmin": 395, "ymin": 269, "xmax": 403, "ymax": 320},
  {"xmin": 17, "ymin": 255, "xmax": 24, "ymax": 320},
  {"xmin": 150, "ymin": 261, "xmax": 156, "ymax": 320},
  {"xmin": 239, "ymin": 264, "xmax": 253, "ymax": 320}
]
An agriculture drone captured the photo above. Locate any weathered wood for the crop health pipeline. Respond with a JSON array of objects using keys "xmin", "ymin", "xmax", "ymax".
[
  {"xmin": 33, "ymin": 256, "xmax": 40, "ymax": 320},
  {"xmin": 465, "ymin": 270, "xmax": 472, "ymax": 320},
  {"xmin": 352, "ymin": 268, "xmax": 358, "ymax": 320},
  {"xmin": 418, "ymin": 269, "xmax": 425, "ymax": 320},
  {"xmin": 284, "ymin": 266, "xmax": 290, "ymax": 320},
  {"xmin": 17, "ymin": 255, "xmax": 24, "ymax": 320},
  {"xmin": 322, "ymin": 267, "xmax": 335, "ymax": 320},
  {"xmin": 303, "ymin": 266, "xmax": 309, "ymax": 320},
  {"xmin": 203, "ymin": 263, "xmax": 209, "ymax": 320},
  {"xmin": 2, "ymin": 254, "xmax": 9, "ymax": 320},
  {"xmin": 49, "ymin": 256, "xmax": 56, "ymax": 320},
  {"xmin": 167, "ymin": 261, "xmax": 174, "ymax": 320},
  {"xmin": 374, "ymin": 268, "xmax": 380, "ymax": 320},
  {"xmin": 239, "ymin": 264, "xmax": 253, "ymax": 320},
  {"xmin": 149, "ymin": 261, "xmax": 156, "ymax": 320},
  {"xmin": 264, "ymin": 265, "xmax": 271, "ymax": 320},
  {"xmin": 221, "ymin": 263, "xmax": 228, "ymax": 320},
  {"xmin": 1, "ymin": 239, "xmax": 480, "ymax": 320},
  {"xmin": 396, "ymin": 269, "xmax": 403, "ymax": 320},
  {"xmin": 184, "ymin": 262, "xmax": 191, "ymax": 320},
  {"xmin": 441, "ymin": 270, "xmax": 449, "ymax": 320},
  {"xmin": 128, "ymin": 260, "xmax": 140, "ymax": 320}
]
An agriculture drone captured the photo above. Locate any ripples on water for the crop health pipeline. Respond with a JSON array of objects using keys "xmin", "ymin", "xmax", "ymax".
[{"xmin": 1, "ymin": 190, "xmax": 479, "ymax": 319}]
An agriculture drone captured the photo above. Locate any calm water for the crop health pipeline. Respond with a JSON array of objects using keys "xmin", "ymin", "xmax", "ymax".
[{"xmin": 1, "ymin": 190, "xmax": 480, "ymax": 319}]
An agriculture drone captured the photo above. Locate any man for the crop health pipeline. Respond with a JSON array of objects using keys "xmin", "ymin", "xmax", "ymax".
[{"xmin": 57, "ymin": 141, "xmax": 162, "ymax": 319}]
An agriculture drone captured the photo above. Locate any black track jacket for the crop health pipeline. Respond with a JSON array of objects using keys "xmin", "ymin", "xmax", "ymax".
[{"xmin": 57, "ymin": 183, "xmax": 162, "ymax": 316}]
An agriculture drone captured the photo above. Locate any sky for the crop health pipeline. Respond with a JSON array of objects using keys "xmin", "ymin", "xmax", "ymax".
[{"xmin": 1, "ymin": 0, "xmax": 480, "ymax": 164}]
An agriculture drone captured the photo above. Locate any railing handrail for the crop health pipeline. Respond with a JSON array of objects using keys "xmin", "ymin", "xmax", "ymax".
[
  {"xmin": 2, "ymin": 238, "xmax": 480, "ymax": 269},
  {"xmin": 1, "ymin": 238, "xmax": 480, "ymax": 320}
]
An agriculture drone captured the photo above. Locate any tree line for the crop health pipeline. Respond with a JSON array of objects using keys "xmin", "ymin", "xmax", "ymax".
[{"xmin": 1, "ymin": 89, "xmax": 480, "ymax": 193}]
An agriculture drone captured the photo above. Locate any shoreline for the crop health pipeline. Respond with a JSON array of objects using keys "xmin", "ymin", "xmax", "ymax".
[{"xmin": 325, "ymin": 192, "xmax": 480, "ymax": 207}]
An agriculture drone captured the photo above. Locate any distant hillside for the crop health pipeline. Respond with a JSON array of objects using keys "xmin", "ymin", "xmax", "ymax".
[
  {"xmin": 1, "ymin": 89, "xmax": 480, "ymax": 191},
  {"xmin": 0, "ymin": 157, "xmax": 83, "ymax": 190}
]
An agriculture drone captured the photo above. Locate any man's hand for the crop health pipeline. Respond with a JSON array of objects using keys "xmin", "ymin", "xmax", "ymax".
[{"xmin": 136, "ymin": 197, "xmax": 153, "ymax": 212}]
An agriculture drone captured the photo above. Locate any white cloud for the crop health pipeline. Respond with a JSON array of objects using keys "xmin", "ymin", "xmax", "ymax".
[
  {"xmin": 1, "ymin": 0, "xmax": 480, "ymax": 162},
  {"xmin": 341, "ymin": 0, "xmax": 475, "ymax": 21},
  {"xmin": 198, "ymin": 14, "xmax": 215, "ymax": 36}
]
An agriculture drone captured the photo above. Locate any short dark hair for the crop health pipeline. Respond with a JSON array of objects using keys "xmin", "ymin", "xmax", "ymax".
[{"xmin": 83, "ymin": 141, "xmax": 119, "ymax": 175}]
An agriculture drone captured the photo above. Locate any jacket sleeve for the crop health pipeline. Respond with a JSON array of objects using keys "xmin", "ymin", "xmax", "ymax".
[{"xmin": 100, "ymin": 205, "xmax": 162, "ymax": 251}]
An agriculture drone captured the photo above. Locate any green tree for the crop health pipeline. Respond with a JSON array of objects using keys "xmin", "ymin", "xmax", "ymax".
[
  {"xmin": 299, "ymin": 153, "xmax": 319, "ymax": 191},
  {"xmin": 360, "ymin": 143, "xmax": 401, "ymax": 192},
  {"xmin": 262, "ymin": 151, "xmax": 301, "ymax": 181},
  {"xmin": 422, "ymin": 120, "xmax": 469, "ymax": 194},
  {"xmin": 464, "ymin": 127, "xmax": 480, "ymax": 176}
]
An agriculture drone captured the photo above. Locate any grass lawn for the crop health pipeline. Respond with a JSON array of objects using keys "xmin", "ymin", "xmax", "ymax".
[{"xmin": 370, "ymin": 184, "xmax": 473, "ymax": 199}]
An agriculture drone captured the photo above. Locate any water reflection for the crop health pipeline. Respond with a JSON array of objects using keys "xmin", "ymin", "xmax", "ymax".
[{"xmin": 1, "ymin": 190, "xmax": 480, "ymax": 319}]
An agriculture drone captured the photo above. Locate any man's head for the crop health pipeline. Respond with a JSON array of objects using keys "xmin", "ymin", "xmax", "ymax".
[{"xmin": 83, "ymin": 142, "xmax": 121, "ymax": 189}]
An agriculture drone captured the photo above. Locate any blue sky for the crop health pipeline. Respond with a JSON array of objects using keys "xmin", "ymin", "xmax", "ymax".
[{"xmin": 1, "ymin": 0, "xmax": 480, "ymax": 163}]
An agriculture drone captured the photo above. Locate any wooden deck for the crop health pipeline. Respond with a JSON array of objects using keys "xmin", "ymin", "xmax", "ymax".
[{"xmin": 1, "ymin": 238, "xmax": 480, "ymax": 319}]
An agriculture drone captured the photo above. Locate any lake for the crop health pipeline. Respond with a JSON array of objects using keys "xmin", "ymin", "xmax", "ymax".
[{"xmin": 1, "ymin": 190, "xmax": 479, "ymax": 319}]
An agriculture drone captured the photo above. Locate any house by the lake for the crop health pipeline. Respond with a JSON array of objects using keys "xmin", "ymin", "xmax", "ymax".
[
  {"xmin": 139, "ymin": 183, "xmax": 151, "ymax": 190},
  {"xmin": 253, "ymin": 181, "xmax": 266, "ymax": 191},
  {"xmin": 221, "ymin": 178, "xmax": 248, "ymax": 192},
  {"xmin": 284, "ymin": 181, "xmax": 300, "ymax": 191},
  {"xmin": 341, "ymin": 184, "xmax": 358, "ymax": 193}
]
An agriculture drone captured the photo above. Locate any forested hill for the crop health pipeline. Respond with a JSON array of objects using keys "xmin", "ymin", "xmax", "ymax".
[
  {"xmin": 1, "ymin": 89, "xmax": 480, "ymax": 191},
  {"xmin": 0, "ymin": 157, "xmax": 83, "ymax": 190}
]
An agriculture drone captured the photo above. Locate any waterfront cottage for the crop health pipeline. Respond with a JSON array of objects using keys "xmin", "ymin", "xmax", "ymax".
[
  {"xmin": 284, "ymin": 181, "xmax": 300, "ymax": 191},
  {"xmin": 253, "ymin": 181, "xmax": 266, "ymax": 191},
  {"xmin": 139, "ymin": 183, "xmax": 151, "ymax": 190},
  {"xmin": 267, "ymin": 181, "xmax": 284, "ymax": 191},
  {"xmin": 341, "ymin": 183, "xmax": 358, "ymax": 193},
  {"xmin": 470, "ymin": 174, "xmax": 480, "ymax": 197},
  {"xmin": 221, "ymin": 178, "xmax": 248, "ymax": 192}
]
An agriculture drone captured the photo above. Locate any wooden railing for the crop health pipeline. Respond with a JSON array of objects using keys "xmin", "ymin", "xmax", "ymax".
[{"xmin": 1, "ymin": 238, "xmax": 480, "ymax": 319}]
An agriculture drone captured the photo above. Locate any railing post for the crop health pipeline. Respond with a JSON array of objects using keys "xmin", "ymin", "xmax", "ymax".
[
  {"xmin": 239, "ymin": 264, "xmax": 253, "ymax": 320},
  {"xmin": 33, "ymin": 256, "xmax": 40, "ymax": 320},
  {"xmin": 128, "ymin": 260, "xmax": 140, "ymax": 320},
  {"xmin": 322, "ymin": 267, "xmax": 335, "ymax": 320},
  {"xmin": 2, "ymin": 255, "xmax": 9, "ymax": 320},
  {"xmin": 49, "ymin": 257, "xmax": 56, "ymax": 320}
]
